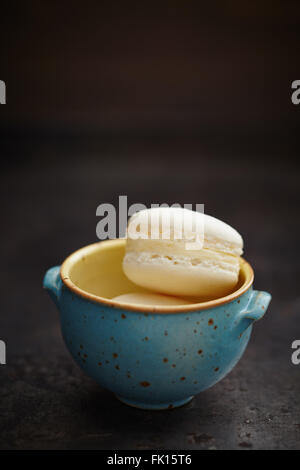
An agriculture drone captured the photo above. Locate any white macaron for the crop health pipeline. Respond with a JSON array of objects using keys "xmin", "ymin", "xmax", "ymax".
[{"xmin": 122, "ymin": 207, "xmax": 243, "ymax": 299}]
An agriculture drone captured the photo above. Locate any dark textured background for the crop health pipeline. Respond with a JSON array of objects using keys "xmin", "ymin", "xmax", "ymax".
[{"xmin": 0, "ymin": 1, "xmax": 300, "ymax": 450}]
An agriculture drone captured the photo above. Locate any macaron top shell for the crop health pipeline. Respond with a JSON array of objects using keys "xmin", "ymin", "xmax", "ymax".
[{"xmin": 127, "ymin": 207, "xmax": 243, "ymax": 256}]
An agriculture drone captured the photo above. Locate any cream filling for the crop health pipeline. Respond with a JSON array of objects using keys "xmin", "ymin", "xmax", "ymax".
[
  {"xmin": 126, "ymin": 237, "xmax": 242, "ymax": 257},
  {"xmin": 124, "ymin": 250, "xmax": 240, "ymax": 275},
  {"xmin": 204, "ymin": 235, "xmax": 243, "ymax": 256}
]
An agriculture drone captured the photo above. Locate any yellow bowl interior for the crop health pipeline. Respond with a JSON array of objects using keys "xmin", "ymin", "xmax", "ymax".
[{"xmin": 60, "ymin": 239, "xmax": 254, "ymax": 313}]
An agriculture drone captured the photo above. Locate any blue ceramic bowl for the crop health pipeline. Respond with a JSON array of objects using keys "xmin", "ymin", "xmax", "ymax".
[{"xmin": 43, "ymin": 239, "xmax": 271, "ymax": 410}]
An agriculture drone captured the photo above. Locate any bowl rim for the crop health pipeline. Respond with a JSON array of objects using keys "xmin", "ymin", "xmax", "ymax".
[{"xmin": 60, "ymin": 239, "xmax": 254, "ymax": 313}]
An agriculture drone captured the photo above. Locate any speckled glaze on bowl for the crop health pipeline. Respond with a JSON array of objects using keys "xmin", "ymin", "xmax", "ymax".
[{"xmin": 43, "ymin": 239, "xmax": 271, "ymax": 410}]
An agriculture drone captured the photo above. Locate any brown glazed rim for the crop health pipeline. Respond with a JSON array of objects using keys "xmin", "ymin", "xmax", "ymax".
[{"xmin": 60, "ymin": 239, "xmax": 254, "ymax": 313}]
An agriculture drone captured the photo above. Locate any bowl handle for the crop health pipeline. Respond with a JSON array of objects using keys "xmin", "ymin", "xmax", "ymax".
[
  {"xmin": 43, "ymin": 266, "xmax": 62, "ymax": 308},
  {"xmin": 237, "ymin": 290, "xmax": 271, "ymax": 331}
]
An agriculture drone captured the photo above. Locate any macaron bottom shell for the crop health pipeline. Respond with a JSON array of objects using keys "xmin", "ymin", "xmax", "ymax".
[{"xmin": 123, "ymin": 254, "xmax": 239, "ymax": 299}]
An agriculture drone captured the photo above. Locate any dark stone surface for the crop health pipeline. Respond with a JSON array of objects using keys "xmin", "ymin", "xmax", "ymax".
[{"xmin": 0, "ymin": 139, "xmax": 299, "ymax": 449}]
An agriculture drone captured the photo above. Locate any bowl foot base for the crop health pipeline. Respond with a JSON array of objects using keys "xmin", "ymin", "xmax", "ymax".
[{"xmin": 115, "ymin": 394, "xmax": 194, "ymax": 410}]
